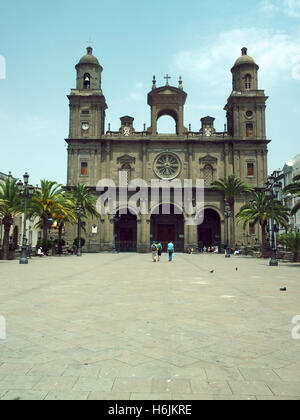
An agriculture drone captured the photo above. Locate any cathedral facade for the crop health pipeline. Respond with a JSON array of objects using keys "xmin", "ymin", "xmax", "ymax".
[{"xmin": 65, "ymin": 47, "xmax": 269, "ymax": 253}]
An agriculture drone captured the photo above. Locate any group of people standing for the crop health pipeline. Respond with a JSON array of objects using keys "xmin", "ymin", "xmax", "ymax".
[{"xmin": 151, "ymin": 241, "xmax": 174, "ymax": 262}]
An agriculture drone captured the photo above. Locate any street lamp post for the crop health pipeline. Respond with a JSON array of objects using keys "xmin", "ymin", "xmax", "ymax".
[
  {"xmin": 110, "ymin": 214, "xmax": 121, "ymax": 252},
  {"xmin": 76, "ymin": 204, "xmax": 83, "ymax": 257},
  {"xmin": 224, "ymin": 203, "xmax": 231, "ymax": 258},
  {"xmin": 265, "ymin": 175, "xmax": 282, "ymax": 267},
  {"xmin": 17, "ymin": 173, "xmax": 34, "ymax": 265}
]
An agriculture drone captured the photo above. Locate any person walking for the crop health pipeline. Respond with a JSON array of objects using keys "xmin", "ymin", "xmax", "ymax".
[
  {"xmin": 157, "ymin": 242, "xmax": 163, "ymax": 261},
  {"xmin": 151, "ymin": 241, "xmax": 158, "ymax": 262},
  {"xmin": 168, "ymin": 241, "xmax": 174, "ymax": 262}
]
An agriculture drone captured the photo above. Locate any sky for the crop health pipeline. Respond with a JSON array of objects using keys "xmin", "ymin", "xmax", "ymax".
[{"xmin": 0, "ymin": 0, "xmax": 299, "ymax": 186}]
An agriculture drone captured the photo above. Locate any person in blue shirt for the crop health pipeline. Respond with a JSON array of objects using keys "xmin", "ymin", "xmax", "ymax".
[{"xmin": 168, "ymin": 241, "xmax": 174, "ymax": 262}]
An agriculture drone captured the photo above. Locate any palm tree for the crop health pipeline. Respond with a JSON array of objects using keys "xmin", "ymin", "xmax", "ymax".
[
  {"xmin": 236, "ymin": 192, "xmax": 290, "ymax": 255},
  {"xmin": 29, "ymin": 180, "xmax": 66, "ymax": 241},
  {"xmin": 277, "ymin": 229, "xmax": 300, "ymax": 262},
  {"xmin": 283, "ymin": 175, "xmax": 300, "ymax": 216},
  {"xmin": 212, "ymin": 174, "xmax": 254, "ymax": 247},
  {"xmin": 51, "ymin": 199, "xmax": 77, "ymax": 254},
  {"xmin": 65, "ymin": 184, "xmax": 99, "ymax": 219},
  {"xmin": 0, "ymin": 178, "xmax": 23, "ymax": 260}
]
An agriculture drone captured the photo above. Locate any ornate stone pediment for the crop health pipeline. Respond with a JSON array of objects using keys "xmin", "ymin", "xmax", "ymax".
[
  {"xmin": 199, "ymin": 155, "xmax": 218, "ymax": 164},
  {"xmin": 158, "ymin": 89, "xmax": 173, "ymax": 95},
  {"xmin": 117, "ymin": 154, "xmax": 136, "ymax": 165}
]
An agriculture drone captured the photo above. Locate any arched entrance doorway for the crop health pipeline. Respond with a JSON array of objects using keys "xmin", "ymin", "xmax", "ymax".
[
  {"xmin": 198, "ymin": 209, "xmax": 221, "ymax": 250},
  {"xmin": 151, "ymin": 204, "xmax": 184, "ymax": 252},
  {"xmin": 114, "ymin": 211, "xmax": 137, "ymax": 252}
]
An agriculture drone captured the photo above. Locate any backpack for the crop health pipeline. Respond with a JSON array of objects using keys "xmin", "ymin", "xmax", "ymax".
[{"xmin": 151, "ymin": 244, "xmax": 157, "ymax": 251}]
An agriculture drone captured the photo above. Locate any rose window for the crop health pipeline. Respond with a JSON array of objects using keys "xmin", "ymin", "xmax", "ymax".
[{"xmin": 154, "ymin": 153, "xmax": 181, "ymax": 180}]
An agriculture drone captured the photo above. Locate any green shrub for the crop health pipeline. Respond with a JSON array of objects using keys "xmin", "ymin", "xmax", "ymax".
[
  {"xmin": 277, "ymin": 229, "xmax": 300, "ymax": 262},
  {"xmin": 243, "ymin": 246, "xmax": 252, "ymax": 256}
]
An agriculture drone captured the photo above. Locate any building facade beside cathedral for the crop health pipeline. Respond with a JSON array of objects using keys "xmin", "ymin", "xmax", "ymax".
[{"xmin": 65, "ymin": 47, "xmax": 269, "ymax": 253}]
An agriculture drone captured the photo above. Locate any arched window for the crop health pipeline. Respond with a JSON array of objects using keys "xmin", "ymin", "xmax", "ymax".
[
  {"xmin": 83, "ymin": 73, "xmax": 91, "ymax": 89},
  {"xmin": 245, "ymin": 74, "xmax": 251, "ymax": 90},
  {"xmin": 246, "ymin": 123, "xmax": 254, "ymax": 138},
  {"xmin": 204, "ymin": 164, "xmax": 214, "ymax": 186},
  {"xmin": 121, "ymin": 163, "xmax": 132, "ymax": 182}
]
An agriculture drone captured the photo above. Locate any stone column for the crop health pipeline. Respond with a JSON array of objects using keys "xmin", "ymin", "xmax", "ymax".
[
  {"xmin": 102, "ymin": 213, "xmax": 114, "ymax": 251},
  {"xmin": 105, "ymin": 141, "xmax": 111, "ymax": 179},
  {"xmin": 221, "ymin": 220, "xmax": 225, "ymax": 251},
  {"xmin": 263, "ymin": 149, "xmax": 268, "ymax": 183},
  {"xmin": 262, "ymin": 106, "xmax": 266, "ymax": 139},
  {"xmin": 94, "ymin": 105, "xmax": 99, "ymax": 138},
  {"xmin": 184, "ymin": 221, "xmax": 189, "ymax": 251},
  {"xmin": 233, "ymin": 106, "xmax": 239, "ymax": 138},
  {"xmin": 233, "ymin": 149, "xmax": 241, "ymax": 179},
  {"xmin": 67, "ymin": 148, "xmax": 73, "ymax": 186},
  {"xmin": 257, "ymin": 106, "xmax": 262, "ymax": 138},
  {"xmin": 188, "ymin": 225, "xmax": 198, "ymax": 250},
  {"xmin": 142, "ymin": 143, "xmax": 147, "ymax": 180},
  {"xmin": 224, "ymin": 144, "xmax": 229, "ymax": 178},
  {"xmin": 178, "ymin": 105, "xmax": 184, "ymax": 135},
  {"xmin": 138, "ymin": 214, "xmax": 150, "ymax": 253},
  {"xmin": 76, "ymin": 105, "xmax": 80, "ymax": 137},
  {"xmin": 75, "ymin": 149, "xmax": 80, "ymax": 185},
  {"xmin": 188, "ymin": 143, "xmax": 193, "ymax": 180},
  {"xmin": 151, "ymin": 106, "xmax": 157, "ymax": 135},
  {"xmin": 257, "ymin": 149, "xmax": 265, "ymax": 188}
]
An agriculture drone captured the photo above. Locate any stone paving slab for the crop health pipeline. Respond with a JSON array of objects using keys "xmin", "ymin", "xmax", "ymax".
[
  {"xmin": 0, "ymin": 253, "xmax": 300, "ymax": 400},
  {"xmin": 0, "ymin": 390, "xmax": 48, "ymax": 400},
  {"xmin": 72, "ymin": 377, "xmax": 115, "ymax": 392},
  {"xmin": 44, "ymin": 391, "xmax": 89, "ymax": 400},
  {"xmin": 88, "ymin": 392, "xmax": 132, "ymax": 401}
]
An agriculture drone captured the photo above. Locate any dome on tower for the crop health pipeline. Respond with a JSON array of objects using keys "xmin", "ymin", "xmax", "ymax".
[
  {"xmin": 77, "ymin": 47, "xmax": 101, "ymax": 66},
  {"xmin": 234, "ymin": 47, "xmax": 257, "ymax": 67}
]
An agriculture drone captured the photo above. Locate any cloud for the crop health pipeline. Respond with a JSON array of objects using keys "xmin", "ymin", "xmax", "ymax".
[
  {"xmin": 261, "ymin": 0, "xmax": 300, "ymax": 17},
  {"xmin": 129, "ymin": 81, "xmax": 145, "ymax": 102},
  {"xmin": 0, "ymin": 112, "xmax": 60, "ymax": 139},
  {"xmin": 171, "ymin": 27, "xmax": 300, "ymax": 93}
]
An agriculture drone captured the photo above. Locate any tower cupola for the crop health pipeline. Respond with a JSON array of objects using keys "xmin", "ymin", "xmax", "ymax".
[
  {"xmin": 75, "ymin": 47, "xmax": 103, "ymax": 91},
  {"xmin": 231, "ymin": 47, "xmax": 259, "ymax": 92}
]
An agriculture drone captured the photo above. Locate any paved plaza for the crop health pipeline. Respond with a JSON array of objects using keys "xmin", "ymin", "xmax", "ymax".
[{"xmin": 0, "ymin": 252, "xmax": 300, "ymax": 400}]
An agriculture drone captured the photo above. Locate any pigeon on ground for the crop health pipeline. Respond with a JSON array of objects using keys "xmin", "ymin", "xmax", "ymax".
[{"xmin": 210, "ymin": 270, "xmax": 214, "ymax": 274}]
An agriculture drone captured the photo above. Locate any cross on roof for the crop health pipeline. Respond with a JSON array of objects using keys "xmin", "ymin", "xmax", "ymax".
[{"xmin": 164, "ymin": 74, "xmax": 171, "ymax": 86}]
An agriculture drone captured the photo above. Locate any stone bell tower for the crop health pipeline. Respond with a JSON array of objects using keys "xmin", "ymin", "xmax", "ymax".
[
  {"xmin": 66, "ymin": 47, "xmax": 108, "ymax": 187},
  {"xmin": 68, "ymin": 47, "xmax": 107, "ymax": 140},
  {"xmin": 224, "ymin": 47, "xmax": 268, "ymax": 140}
]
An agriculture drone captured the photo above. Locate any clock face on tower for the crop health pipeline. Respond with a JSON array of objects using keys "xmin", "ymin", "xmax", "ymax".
[{"xmin": 82, "ymin": 122, "xmax": 90, "ymax": 131}]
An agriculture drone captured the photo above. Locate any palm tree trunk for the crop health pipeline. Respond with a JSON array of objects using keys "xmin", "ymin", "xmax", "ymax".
[
  {"xmin": 42, "ymin": 217, "xmax": 48, "ymax": 241},
  {"xmin": 58, "ymin": 223, "xmax": 63, "ymax": 255},
  {"xmin": 293, "ymin": 251, "xmax": 298, "ymax": 263},
  {"xmin": 2, "ymin": 219, "xmax": 12, "ymax": 260}
]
